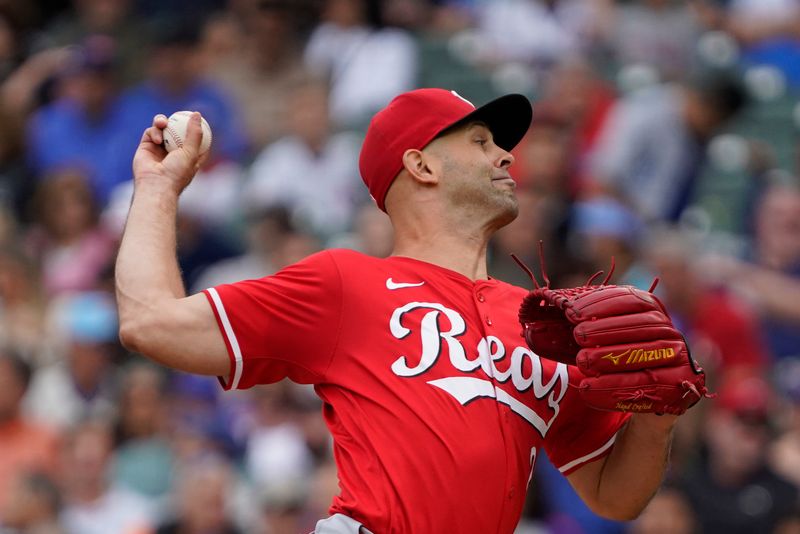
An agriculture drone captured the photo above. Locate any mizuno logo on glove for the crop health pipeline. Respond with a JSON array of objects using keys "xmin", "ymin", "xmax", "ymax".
[{"xmin": 601, "ymin": 347, "xmax": 676, "ymax": 366}]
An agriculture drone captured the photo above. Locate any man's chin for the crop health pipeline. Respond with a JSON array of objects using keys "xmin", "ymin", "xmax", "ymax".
[{"xmin": 491, "ymin": 194, "xmax": 519, "ymax": 229}]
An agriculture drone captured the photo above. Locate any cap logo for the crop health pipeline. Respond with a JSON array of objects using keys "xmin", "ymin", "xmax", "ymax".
[{"xmin": 450, "ymin": 90, "xmax": 475, "ymax": 109}]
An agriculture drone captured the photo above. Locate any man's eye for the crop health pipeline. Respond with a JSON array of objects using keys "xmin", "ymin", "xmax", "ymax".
[{"xmin": 475, "ymin": 139, "xmax": 487, "ymax": 146}]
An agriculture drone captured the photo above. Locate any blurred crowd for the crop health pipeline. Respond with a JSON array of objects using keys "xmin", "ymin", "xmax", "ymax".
[{"xmin": 0, "ymin": 0, "xmax": 799, "ymax": 533}]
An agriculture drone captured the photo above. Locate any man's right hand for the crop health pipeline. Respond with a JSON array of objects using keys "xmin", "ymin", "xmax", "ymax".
[{"xmin": 132, "ymin": 112, "xmax": 205, "ymax": 195}]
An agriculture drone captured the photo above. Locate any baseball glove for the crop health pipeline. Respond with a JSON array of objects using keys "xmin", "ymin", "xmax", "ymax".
[{"xmin": 513, "ymin": 253, "xmax": 710, "ymax": 415}]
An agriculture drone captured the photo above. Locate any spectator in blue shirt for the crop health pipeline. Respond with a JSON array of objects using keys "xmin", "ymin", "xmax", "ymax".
[{"xmin": 26, "ymin": 36, "xmax": 134, "ymax": 206}]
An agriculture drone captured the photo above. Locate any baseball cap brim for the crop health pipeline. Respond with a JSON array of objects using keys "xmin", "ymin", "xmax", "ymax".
[{"xmin": 442, "ymin": 93, "xmax": 533, "ymax": 152}]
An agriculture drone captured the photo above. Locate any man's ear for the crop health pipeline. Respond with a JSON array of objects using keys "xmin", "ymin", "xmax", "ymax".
[{"xmin": 401, "ymin": 148, "xmax": 439, "ymax": 185}]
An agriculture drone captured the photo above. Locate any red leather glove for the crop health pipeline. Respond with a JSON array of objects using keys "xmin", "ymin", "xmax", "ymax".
[{"xmin": 517, "ymin": 272, "xmax": 710, "ymax": 415}]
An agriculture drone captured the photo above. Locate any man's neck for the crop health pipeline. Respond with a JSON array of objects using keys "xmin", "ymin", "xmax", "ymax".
[{"xmin": 391, "ymin": 226, "xmax": 492, "ymax": 281}]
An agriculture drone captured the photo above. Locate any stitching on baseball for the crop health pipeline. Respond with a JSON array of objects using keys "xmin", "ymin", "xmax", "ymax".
[
  {"xmin": 166, "ymin": 125, "xmax": 183, "ymax": 149},
  {"xmin": 166, "ymin": 117, "xmax": 211, "ymax": 154}
]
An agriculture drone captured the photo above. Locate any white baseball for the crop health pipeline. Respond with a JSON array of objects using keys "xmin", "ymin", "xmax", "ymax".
[{"xmin": 163, "ymin": 111, "xmax": 213, "ymax": 155}]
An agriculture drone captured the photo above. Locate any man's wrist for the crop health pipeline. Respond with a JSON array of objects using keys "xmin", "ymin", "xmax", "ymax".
[{"xmin": 133, "ymin": 175, "xmax": 183, "ymax": 197}]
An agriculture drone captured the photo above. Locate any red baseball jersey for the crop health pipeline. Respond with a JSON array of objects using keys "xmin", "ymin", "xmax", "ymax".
[{"xmin": 203, "ymin": 249, "xmax": 629, "ymax": 533}]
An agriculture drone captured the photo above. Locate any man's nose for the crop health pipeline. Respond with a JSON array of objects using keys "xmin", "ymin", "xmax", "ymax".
[{"xmin": 497, "ymin": 149, "xmax": 515, "ymax": 169}]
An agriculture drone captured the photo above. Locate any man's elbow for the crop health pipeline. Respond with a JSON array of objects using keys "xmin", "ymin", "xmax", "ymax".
[
  {"xmin": 595, "ymin": 508, "xmax": 644, "ymax": 522},
  {"xmin": 118, "ymin": 310, "xmax": 159, "ymax": 356},
  {"xmin": 118, "ymin": 319, "xmax": 145, "ymax": 354},
  {"xmin": 587, "ymin": 499, "xmax": 647, "ymax": 522}
]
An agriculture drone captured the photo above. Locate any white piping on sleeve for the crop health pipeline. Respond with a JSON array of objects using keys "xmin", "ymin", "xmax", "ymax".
[
  {"xmin": 558, "ymin": 433, "xmax": 618, "ymax": 473},
  {"xmin": 206, "ymin": 288, "xmax": 243, "ymax": 390}
]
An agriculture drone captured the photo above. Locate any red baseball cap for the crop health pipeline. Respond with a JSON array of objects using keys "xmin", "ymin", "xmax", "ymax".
[{"xmin": 359, "ymin": 88, "xmax": 533, "ymax": 212}]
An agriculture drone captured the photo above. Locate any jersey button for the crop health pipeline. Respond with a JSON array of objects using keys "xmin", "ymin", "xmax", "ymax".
[
  {"xmin": 477, "ymin": 293, "xmax": 485, "ymax": 302},
  {"xmin": 508, "ymin": 486, "xmax": 515, "ymax": 499},
  {"xmin": 485, "ymin": 316, "xmax": 492, "ymax": 326}
]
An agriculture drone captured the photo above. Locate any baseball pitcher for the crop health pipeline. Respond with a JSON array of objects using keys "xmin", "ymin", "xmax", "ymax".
[{"xmin": 116, "ymin": 89, "xmax": 708, "ymax": 533}]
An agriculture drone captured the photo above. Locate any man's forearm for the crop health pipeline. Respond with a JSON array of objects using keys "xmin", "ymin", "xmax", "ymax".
[
  {"xmin": 568, "ymin": 413, "xmax": 676, "ymax": 520},
  {"xmin": 115, "ymin": 178, "xmax": 230, "ymax": 375},
  {"xmin": 595, "ymin": 414, "xmax": 676, "ymax": 519},
  {"xmin": 116, "ymin": 181, "xmax": 186, "ymax": 341}
]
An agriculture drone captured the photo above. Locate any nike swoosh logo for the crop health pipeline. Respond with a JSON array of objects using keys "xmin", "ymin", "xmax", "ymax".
[{"xmin": 386, "ymin": 278, "xmax": 426, "ymax": 290}]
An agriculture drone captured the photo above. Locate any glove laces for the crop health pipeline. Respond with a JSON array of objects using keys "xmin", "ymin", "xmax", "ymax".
[
  {"xmin": 613, "ymin": 389, "xmax": 662, "ymax": 402},
  {"xmin": 511, "ymin": 241, "xmax": 662, "ymax": 293},
  {"xmin": 511, "ymin": 241, "xmax": 550, "ymax": 289}
]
